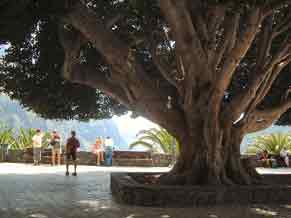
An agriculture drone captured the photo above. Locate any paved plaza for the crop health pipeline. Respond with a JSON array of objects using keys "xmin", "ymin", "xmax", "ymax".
[{"xmin": 0, "ymin": 163, "xmax": 291, "ymax": 218}]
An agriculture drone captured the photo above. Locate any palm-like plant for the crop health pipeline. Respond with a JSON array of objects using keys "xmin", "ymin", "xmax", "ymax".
[
  {"xmin": 0, "ymin": 128, "xmax": 16, "ymax": 149},
  {"xmin": 129, "ymin": 128, "xmax": 179, "ymax": 154},
  {"xmin": 14, "ymin": 128, "xmax": 36, "ymax": 150},
  {"xmin": 246, "ymin": 133, "xmax": 291, "ymax": 155},
  {"xmin": 42, "ymin": 131, "xmax": 52, "ymax": 148}
]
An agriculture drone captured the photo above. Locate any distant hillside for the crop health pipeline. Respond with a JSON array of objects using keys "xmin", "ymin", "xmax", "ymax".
[
  {"xmin": 0, "ymin": 94, "xmax": 127, "ymax": 150},
  {"xmin": 1, "ymin": 93, "xmax": 290, "ymax": 153}
]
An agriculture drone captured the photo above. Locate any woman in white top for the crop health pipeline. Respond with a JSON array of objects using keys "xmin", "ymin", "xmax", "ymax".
[{"xmin": 32, "ymin": 129, "xmax": 43, "ymax": 165}]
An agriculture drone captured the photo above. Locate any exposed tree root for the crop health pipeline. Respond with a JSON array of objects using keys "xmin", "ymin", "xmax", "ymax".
[{"xmin": 158, "ymin": 158, "xmax": 263, "ymax": 186}]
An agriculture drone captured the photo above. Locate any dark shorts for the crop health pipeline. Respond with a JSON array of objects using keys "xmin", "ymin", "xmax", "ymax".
[{"xmin": 66, "ymin": 151, "xmax": 77, "ymax": 161}]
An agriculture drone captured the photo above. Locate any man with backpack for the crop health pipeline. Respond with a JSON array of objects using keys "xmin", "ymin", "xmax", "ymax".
[{"xmin": 65, "ymin": 130, "xmax": 80, "ymax": 176}]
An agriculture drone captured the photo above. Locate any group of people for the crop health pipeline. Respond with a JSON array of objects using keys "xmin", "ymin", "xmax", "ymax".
[
  {"xmin": 31, "ymin": 129, "xmax": 115, "ymax": 176},
  {"xmin": 258, "ymin": 147, "xmax": 289, "ymax": 167},
  {"xmin": 32, "ymin": 129, "xmax": 80, "ymax": 176}
]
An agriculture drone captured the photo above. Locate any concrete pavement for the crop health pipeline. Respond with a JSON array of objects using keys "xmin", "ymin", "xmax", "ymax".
[{"xmin": 0, "ymin": 163, "xmax": 291, "ymax": 218}]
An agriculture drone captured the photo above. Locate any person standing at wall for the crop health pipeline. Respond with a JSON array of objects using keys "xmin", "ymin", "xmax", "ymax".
[
  {"xmin": 50, "ymin": 130, "xmax": 61, "ymax": 166},
  {"xmin": 104, "ymin": 136, "xmax": 114, "ymax": 166},
  {"xmin": 65, "ymin": 130, "xmax": 80, "ymax": 176},
  {"xmin": 32, "ymin": 129, "xmax": 43, "ymax": 165}
]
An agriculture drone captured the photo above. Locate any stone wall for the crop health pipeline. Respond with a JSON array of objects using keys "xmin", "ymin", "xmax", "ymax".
[
  {"xmin": 7, "ymin": 150, "xmax": 25, "ymax": 163},
  {"xmin": 2, "ymin": 149, "xmax": 172, "ymax": 167},
  {"xmin": 111, "ymin": 173, "xmax": 291, "ymax": 207},
  {"xmin": 112, "ymin": 151, "xmax": 172, "ymax": 167},
  {"xmin": 78, "ymin": 151, "xmax": 97, "ymax": 165}
]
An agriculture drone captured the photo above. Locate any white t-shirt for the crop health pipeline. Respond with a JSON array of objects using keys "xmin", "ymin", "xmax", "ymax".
[
  {"xmin": 32, "ymin": 134, "xmax": 43, "ymax": 148},
  {"xmin": 105, "ymin": 138, "xmax": 114, "ymax": 148},
  {"xmin": 280, "ymin": 149, "xmax": 288, "ymax": 158}
]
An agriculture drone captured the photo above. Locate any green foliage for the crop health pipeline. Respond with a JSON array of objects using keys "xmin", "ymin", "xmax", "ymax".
[
  {"xmin": 130, "ymin": 128, "xmax": 179, "ymax": 154},
  {"xmin": 13, "ymin": 128, "xmax": 36, "ymax": 150},
  {"xmin": 0, "ymin": 0, "xmax": 290, "ymax": 124},
  {"xmin": 42, "ymin": 131, "xmax": 52, "ymax": 148},
  {"xmin": 0, "ymin": 20, "xmax": 127, "ymax": 120},
  {"xmin": 0, "ymin": 118, "xmax": 55, "ymax": 150},
  {"xmin": 0, "ymin": 128, "xmax": 16, "ymax": 149},
  {"xmin": 246, "ymin": 133, "xmax": 291, "ymax": 155}
]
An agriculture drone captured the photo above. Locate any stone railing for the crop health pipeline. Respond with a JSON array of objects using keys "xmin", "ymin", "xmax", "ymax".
[
  {"xmin": 112, "ymin": 151, "xmax": 172, "ymax": 167},
  {"xmin": 1, "ymin": 150, "xmax": 280, "ymax": 168},
  {"xmin": 1, "ymin": 149, "xmax": 173, "ymax": 167}
]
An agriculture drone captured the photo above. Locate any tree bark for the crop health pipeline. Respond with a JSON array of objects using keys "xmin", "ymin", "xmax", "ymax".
[
  {"xmin": 159, "ymin": 122, "xmax": 261, "ymax": 185},
  {"xmin": 56, "ymin": 1, "xmax": 291, "ymax": 186}
]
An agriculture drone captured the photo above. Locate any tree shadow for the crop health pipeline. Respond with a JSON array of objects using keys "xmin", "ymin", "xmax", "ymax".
[{"xmin": 0, "ymin": 165, "xmax": 291, "ymax": 218}]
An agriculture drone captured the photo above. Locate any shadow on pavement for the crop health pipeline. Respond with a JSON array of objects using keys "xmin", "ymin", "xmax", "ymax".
[{"xmin": 0, "ymin": 165, "xmax": 291, "ymax": 218}]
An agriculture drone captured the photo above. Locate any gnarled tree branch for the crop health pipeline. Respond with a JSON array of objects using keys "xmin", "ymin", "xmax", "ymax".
[
  {"xmin": 209, "ymin": 12, "xmax": 240, "ymax": 73},
  {"xmin": 244, "ymin": 98, "xmax": 291, "ymax": 133},
  {"xmin": 216, "ymin": 8, "xmax": 262, "ymax": 95},
  {"xmin": 159, "ymin": 0, "xmax": 208, "ymax": 88}
]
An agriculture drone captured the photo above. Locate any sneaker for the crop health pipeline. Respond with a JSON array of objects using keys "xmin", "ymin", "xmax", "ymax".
[
  {"xmin": 65, "ymin": 172, "xmax": 69, "ymax": 176},
  {"xmin": 72, "ymin": 172, "xmax": 77, "ymax": 176}
]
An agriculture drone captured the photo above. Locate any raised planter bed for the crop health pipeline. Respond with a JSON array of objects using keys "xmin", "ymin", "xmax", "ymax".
[{"xmin": 111, "ymin": 172, "xmax": 291, "ymax": 207}]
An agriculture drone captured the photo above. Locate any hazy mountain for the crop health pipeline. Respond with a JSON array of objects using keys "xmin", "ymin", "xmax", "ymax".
[
  {"xmin": 0, "ymin": 94, "xmax": 127, "ymax": 150},
  {"xmin": 1, "ymin": 93, "xmax": 290, "ymax": 153}
]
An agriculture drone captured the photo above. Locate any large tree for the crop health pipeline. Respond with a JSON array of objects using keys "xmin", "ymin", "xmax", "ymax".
[{"xmin": 1, "ymin": 0, "xmax": 291, "ymax": 185}]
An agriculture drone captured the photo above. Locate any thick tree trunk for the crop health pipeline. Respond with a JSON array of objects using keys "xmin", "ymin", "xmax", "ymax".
[
  {"xmin": 58, "ymin": 0, "xmax": 291, "ymax": 186},
  {"xmin": 159, "ymin": 123, "xmax": 261, "ymax": 186}
]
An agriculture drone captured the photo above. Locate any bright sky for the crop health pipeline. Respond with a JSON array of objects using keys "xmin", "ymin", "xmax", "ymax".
[
  {"xmin": 0, "ymin": 44, "xmax": 9, "ymax": 56},
  {"xmin": 112, "ymin": 112, "xmax": 158, "ymax": 145}
]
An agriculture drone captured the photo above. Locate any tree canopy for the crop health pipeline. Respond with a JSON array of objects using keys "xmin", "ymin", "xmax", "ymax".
[
  {"xmin": 0, "ymin": 1, "xmax": 290, "ymax": 123},
  {"xmin": 0, "ymin": 0, "xmax": 128, "ymax": 120}
]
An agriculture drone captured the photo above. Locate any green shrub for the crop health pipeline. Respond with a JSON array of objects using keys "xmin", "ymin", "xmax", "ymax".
[
  {"xmin": 129, "ymin": 128, "xmax": 179, "ymax": 155},
  {"xmin": 246, "ymin": 133, "xmax": 291, "ymax": 155}
]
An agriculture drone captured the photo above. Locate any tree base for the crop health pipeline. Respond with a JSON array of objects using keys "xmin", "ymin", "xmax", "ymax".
[
  {"xmin": 111, "ymin": 172, "xmax": 291, "ymax": 207},
  {"xmin": 157, "ymin": 156, "xmax": 263, "ymax": 186}
]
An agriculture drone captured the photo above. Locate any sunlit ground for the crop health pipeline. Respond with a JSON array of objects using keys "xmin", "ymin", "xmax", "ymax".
[
  {"xmin": 0, "ymin": 163, "xmax": 171, "ymax": 175},
  {"xmin": 0, "ymin": 163, "xmax": 291, "ymax": 218},
  {"xmin": 256, "ymin": 167, "xmax": 291, "ymax": 175}
]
